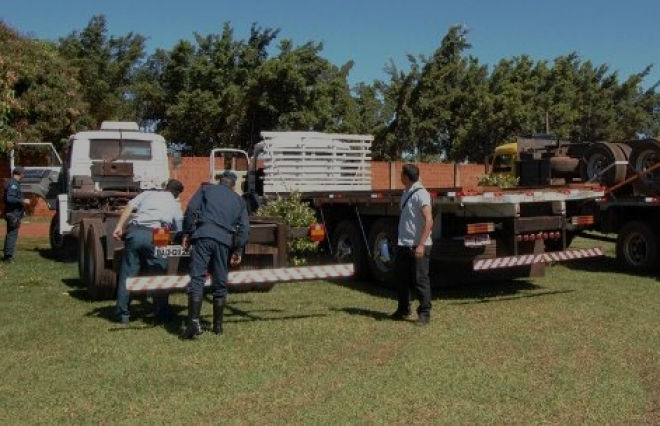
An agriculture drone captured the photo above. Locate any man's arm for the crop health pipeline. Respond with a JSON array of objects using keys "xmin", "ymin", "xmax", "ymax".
[
  {"xmin": 230, "ymin": 198, "xmax": 250, "ymax": 267},
  {"xmin": 112, "ymin": 205, "xmax": 135, "ymax": 241},
  {"xmin": 415, "ymin": 204, "xmax": 433, "ymax": 258},
  {"xmin": 171, "ymin": 200, "xmax": 184, "ymax": 232},
  {"xmin": 182, "ymin": 188, "xmax": 204, "ymax": 250},
  {"xmin": 182, "ymin": 188, "xmax": 203, "ymax": 233}
]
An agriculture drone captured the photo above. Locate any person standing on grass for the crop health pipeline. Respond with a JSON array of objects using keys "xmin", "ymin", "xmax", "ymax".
[
  {"xmin": 390, "ymin": 163, "xmax": 434, "ymax": 326},
  {"xmin": 112, "ymin": 179, "xmax": 185, "ymax": 324},
  {"xmin": 180, "ymin": 171, "xmax": 249, "ymax": 339},
  {"xmin": 3, "ymin": 167, "xmax": 30, "ymax": 264}
]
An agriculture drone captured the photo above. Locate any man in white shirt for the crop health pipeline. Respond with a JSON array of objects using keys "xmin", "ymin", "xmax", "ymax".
[
  {"xmin": 112, "ymin": 179, "xmax": 184, "ymax": 324},
  {"xmin": 391, "ymin": 164, "xmax": 433, "ymax": 326}
]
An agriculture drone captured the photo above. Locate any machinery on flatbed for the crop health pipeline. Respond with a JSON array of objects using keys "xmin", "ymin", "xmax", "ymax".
[{"xmin": 489, "ymin": 135, "xmax": 660, "ymax": 273}]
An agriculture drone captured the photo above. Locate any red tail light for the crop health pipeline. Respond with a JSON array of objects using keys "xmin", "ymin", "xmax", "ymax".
[
  {"xmin": 309, "ymin": 224, "xmax": 325, "ymax": 242},
  {"xmin": 153, "ymin": 226, "xmax": 170, "ymax": 247}
]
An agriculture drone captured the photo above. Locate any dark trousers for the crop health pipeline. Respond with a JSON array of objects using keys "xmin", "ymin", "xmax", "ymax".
[
  {"xmin": 3, "ymin": 220, "xmax": 20, "ymax": 258},
  {"xmin": 115, "ymin": 228, "xmax": 169, "ymax": 320},
  {"xmin": 395, "ymin": 245, "xmax": 432, "ymax": 316},
  {"xmin": 188, "ymin": 238, "xmax": 230, "ymax": 299}
]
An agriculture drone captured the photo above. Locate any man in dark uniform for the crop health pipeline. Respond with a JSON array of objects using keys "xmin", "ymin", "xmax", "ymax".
[
  {"xmin": 180, "ymin": 171, "xmax": 249, "ymax": 339},
  {"xmin": 3, "ymin": 166, "xmax": 30, "ymax": 263},
  {"xmin": 112, "ymin": 179, "xmax": 185, "ymax": 324}
]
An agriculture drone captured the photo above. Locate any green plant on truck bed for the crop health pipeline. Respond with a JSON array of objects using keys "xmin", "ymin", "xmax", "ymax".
[{"xmin": 256, "ymin": 191, "xmax": 318, "ymax": 265}]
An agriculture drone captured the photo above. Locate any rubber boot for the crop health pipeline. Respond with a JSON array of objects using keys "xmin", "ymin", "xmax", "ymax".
[
  {"xmin": 212, "ymin": 297, "xmax": 226, "ymax": 335},
  {"xmin": 180, "ymin": 296, "xmax": 203, "ymax": 339}
]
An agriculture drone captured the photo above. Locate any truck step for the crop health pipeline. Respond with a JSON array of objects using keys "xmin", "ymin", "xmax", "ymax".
[
  {"xmin": 473, "ymin": 247, "xmax": 603, "ymax": 270},
  {"xmin": 126, "ymin": 263, "xmax": 355, "ymax": 292}
]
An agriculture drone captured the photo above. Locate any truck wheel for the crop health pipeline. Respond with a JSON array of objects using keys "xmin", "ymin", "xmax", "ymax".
[
  {"xmin": 331, "ymin": 220, "xmax": 371, "ymax": 280},
  {"xmin": 49, "ymin": 213, "xmax": 75, "ymax": 256},
  {"xmin": 78, "ymin": 220, "xmax": 90, "ymax": 285},
  {"xmin": 367, "ymin": 218, "xmax": 398, "ymax": 287},
  {"xmin": 616, "ymin": 221, "xmax": 659, "ymax": 273},
  {"xmin": 85, "ymin": 222, "xmax": 117, "ymax": 300},
  {"xmin": 544, "ymin": 231, "xmax": 575, "ymax": 252},
  {"xmin": 580, "ymin": 142, "xmax": 627, "ymax": 186},
  {"xmin": 629, "ymin": 139, "xmax": 660, "ymax": 191}
]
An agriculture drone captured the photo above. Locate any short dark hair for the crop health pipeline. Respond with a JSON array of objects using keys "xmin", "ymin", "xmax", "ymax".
[
  {"xmin": 166, "ymin": 179, "xmax": 184, "ymax": 195},
  {"xmin": 401, "ymin": 164, "xmax": 420, "ymax": 183},
  {"xmin": 12, "ymin": 166, "xmax": 25, "ymax": 176}
]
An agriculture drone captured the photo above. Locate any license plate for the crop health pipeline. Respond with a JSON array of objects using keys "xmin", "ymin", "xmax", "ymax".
[
  {"xmin": 154, "ymin": 245, "xmax": 190, "ymax": 258},
  {"xmin": 464, "ymin": 234, "xmax": 491, "ymax": 247}
]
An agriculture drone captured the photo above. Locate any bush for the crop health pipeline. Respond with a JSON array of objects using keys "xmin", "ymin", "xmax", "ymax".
[
  {"xmin": 256, "ymin": 192, "xmax": 318, "ymax": 266},
  {"xmin": 477, "ymin": 174, "xmax": 519, "ymax": 188}
]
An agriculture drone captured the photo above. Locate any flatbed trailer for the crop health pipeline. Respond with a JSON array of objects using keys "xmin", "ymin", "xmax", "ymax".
[
  {"xmin": 127, "ymin": 132, "xmax": 607, "ymax": 293},
  {"xmin": 299, "ymin": 183, "xmax": 605, "ymax": 287}
]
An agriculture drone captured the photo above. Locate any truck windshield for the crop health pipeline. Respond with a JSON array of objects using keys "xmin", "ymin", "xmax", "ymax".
[
  {"xmin": 89, "ymin": 139, "xmax": 152, "ymax": 161},
  {"xmin": 492, "ymin": 154, "xmax": 513, "ymax": 173}
]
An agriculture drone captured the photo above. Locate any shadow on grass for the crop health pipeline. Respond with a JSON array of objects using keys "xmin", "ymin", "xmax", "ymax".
[
  {"xmin": 74, "ymin": 290, "xmax": 329, "ymax": 337},
  {"xmin": 331, "ymin": 307, "xmax": 392, "ymax": 321},
  {"xmin": 558, "ymin": 255, "xmax": 620, "ymax": 274},
  {"xmin": 34, "ymin": 246, "xmax": 77, "ymax": 263},
  {"xmin": 329, "ymin": 276, "xmax": 553, "ymax": 301},
  {"xmin": 557, "ymin": 253, "xmax": 660, "ymax": 279}
]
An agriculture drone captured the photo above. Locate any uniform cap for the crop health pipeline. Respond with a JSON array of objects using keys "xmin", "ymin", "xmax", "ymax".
[
  {"xmin": 12, "ymin": 166, "xmax": 25, "ymax": 175},
  {"xmin": 221, "ymin": 170, "xmax": 237, "ymax": 184}
]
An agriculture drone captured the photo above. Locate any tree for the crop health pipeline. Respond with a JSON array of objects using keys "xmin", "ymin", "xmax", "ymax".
[
  {"xmin": 143, "ymin": 23, "xmax": 359, "ymax": 154},
  {"xmin": 0, "ymin": 21, "xmax": 88, "ymax": 152},
  {"xmin": 58, "ymin": 15, "xmax": 147, "ymax": 127}
]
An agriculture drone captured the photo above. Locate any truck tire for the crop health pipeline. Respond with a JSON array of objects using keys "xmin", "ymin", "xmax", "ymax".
[
  {"xmin": 49, "ymin": 213, "xmax": 75, "ymax": 256},
  {"xmin": 628, "ymin": 139, "xmax": 660, "ymax": 192},
  {"xmin": 331, "ymin": 220, "xmax": 371, "ymax": 280},
  {"xmin": 367, "ymin": 218, "xmax": 398, "ymax": 287},
  {"xmin": 616, "ymin": 221, "xmax": 659, "ymax": 273},
  {"xmin": 85, "ymin": 222, "xmax": 117, "ymax": 300},
  {"xmin": 580, "ymin": 142, "xmax": 627, "ymax": 186},
  {"xmin": 78, "ymin": 219, "xmax": 90, "ymax": 285}
]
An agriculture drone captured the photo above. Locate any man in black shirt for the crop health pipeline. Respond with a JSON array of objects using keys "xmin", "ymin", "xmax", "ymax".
[
  {"xmin": 180, "ymin": 171, "xmax": 250, "ymax": 339},
  {"xmin": 3, "ymin": 167, "xmax": 30, "ymax": 263}
]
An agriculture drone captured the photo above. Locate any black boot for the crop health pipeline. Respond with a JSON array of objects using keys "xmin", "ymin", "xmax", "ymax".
[
  {"xmin": 212, "ymin": 296, "xmax": 226, "ymax": 335},
  {"xmin": 180, "ymin": 296, "xmax": 203, "ymax": 339}
]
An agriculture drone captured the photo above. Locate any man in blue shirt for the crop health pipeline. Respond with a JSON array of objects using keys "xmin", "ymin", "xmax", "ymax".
[
  {"xmin": 391, "ymin": 164, "xmax": 434, "ymax": 326},
  {"xmin": 3, "ymin": 167, "xmax": 30, "ymax": 263},
  {"xmin": 180, "ymin": 171, "xmax": 250, "ymax": 339},
  {"xmin": 112, "ymin": 179, "xmax": 185, "ymax": 324}
]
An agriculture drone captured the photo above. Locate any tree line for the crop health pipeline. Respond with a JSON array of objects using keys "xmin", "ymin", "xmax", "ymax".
[{"xmin": 1, "ymin": 16, "xmax": 659, "ymax": 162}]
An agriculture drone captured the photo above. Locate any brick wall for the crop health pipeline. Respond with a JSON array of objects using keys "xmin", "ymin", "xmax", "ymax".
[{"xmin": 1, "ymin": 157, "xmax": 487, "ymax": 216}]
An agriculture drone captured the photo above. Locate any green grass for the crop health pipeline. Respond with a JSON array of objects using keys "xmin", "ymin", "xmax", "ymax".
[{"xmin": 1, "ymin": 236, "xmax": 659, "ymax": 424}]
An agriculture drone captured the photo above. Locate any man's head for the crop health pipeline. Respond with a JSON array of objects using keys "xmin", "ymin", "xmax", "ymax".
[
  {"xmin": 165, "ymin": 179, "xmax": 184, "ymax": 198},
  {"xmin": 12, "ymin": 166, "xmax": 25, "ymax": 180},
  {"xmin": 401, "ymin": 163, "xmax": 420, "ymax": 186},
  {"xmin": 219, "ymin": 170, "xmax": 237, "ymax": 188}
]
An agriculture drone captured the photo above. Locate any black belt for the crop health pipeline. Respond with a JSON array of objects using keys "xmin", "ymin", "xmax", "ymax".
[{"xmin": 127, "ymin": 224, "xmax": 156, "ymax": 232}]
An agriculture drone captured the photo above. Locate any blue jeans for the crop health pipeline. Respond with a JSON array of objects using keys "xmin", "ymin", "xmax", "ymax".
[
  {"xmin": 394, "ymin": 245, "xmax": 432, "ymax": 316},
  {"xmin": 188, "ymin": 238, "xmax": 230, "ymax": 299},
  {"xmin": 115, "ymin": 228, "xmax": 169, "ymax": 321}
]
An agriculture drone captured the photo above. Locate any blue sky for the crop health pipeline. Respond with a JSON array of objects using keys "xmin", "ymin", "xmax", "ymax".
[{"xmin": 2, "ymin": 0, "xmax": 659, "ymax": 88}]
